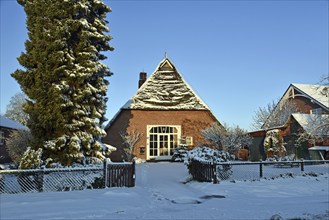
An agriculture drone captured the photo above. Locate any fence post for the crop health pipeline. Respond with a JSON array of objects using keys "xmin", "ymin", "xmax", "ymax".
[
  {"xmin": 132, "ymin": 160, "xmax": 136, "ymax": 187},
  {"xmin": 103, "ymin": 159, "xmax": 108, "ymax": 188},
  {"xmin": 212, "ymin": 163, "xmax": 218, "ymax": 184},
  {"xmin": 0, "ymin": 173, "xmax": 3, "ymax": 193},
  {"xmin": 39, "ymin": 167, "xmax": 45, "ymax": 192},
  {"xmin": 300, "ymin": 158, "xmax": 304, "ymax": 172},
  {"xmin": 259, "ymin": 159, "xmax": 263, "ymax": 178}
]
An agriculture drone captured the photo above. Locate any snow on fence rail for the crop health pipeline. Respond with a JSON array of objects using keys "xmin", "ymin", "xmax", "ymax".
[
  {"xmin": 0, "ymin": 161, "xmax": 136, "ymax": 194},
  {"xmin": 188, "ymin": 160, "xmax": 329, "ymax": 183}
]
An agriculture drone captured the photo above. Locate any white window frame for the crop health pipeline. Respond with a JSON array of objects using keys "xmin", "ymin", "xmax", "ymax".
[
  {"xmin": 146, "ymin": 125, "xmax": 181, "ymax": 160},
  {"xmin": 310, "ymin": 108, "xmax": 322, "ymax": 115}
]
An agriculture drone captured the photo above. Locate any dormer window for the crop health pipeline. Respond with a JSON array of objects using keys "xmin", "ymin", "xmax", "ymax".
[{"xmin": 310, "ymin": 108, "xmax": 322, "ymax": 115}]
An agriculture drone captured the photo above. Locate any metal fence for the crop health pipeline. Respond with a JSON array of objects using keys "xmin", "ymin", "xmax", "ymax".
[
  {"xmin": 187, "ymin": 159, "xmax": 217, "ymax": 183},
  {"xmin": 0, "ymin": 161, "xmax": 136, "ymax": 194},
  {"xmin": 188, "ymin": 160, "xmax": 329, "ymax": 183}
]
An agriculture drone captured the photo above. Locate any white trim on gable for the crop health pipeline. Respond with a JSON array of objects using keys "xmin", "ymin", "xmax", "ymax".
[{"xmin": 291, "ymin": 83, "xmax": 329, "ymax": 110}]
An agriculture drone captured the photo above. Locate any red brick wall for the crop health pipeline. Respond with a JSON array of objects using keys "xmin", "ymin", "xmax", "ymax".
[
  {"xmin": 290, "ymin": 93, "xmax": 324, "ymax": 113},
  {"xmin": 103, "ymin": 109, "xmax": 219, "ymax": 161}
]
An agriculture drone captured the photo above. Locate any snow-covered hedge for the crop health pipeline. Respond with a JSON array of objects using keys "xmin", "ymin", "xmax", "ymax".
[
  {"xmin": 183, "ymin": 146, "xmax": 233, "ymax": 165},
  {"xmin": 182, "ymin": 146, "xmax": 234, "ymax": 182}
]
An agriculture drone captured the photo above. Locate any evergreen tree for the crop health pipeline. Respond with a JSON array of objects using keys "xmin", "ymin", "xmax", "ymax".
[{"xmin": 12, "ymin": 0, "xmax": 113, "ymax": 166}]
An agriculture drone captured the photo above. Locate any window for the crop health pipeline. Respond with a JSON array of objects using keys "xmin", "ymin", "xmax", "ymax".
[
  {"xmin": 311, "ymin": 108, "xmax": 322, "ymax": 115},
  {"xmin": 180, "ymin": 136, "xmax": 193, "ymax": 146},
  {"xmin": 0, "ymin": 131, "xmax": 5, "ymax": 145},
  {"xmin": 147, "ymin": 125, "xmax": 181, "ymax": 159},
  {"xmin": 186, "ymin": 136, "xmax": 193, "ymax": 146},
  {"xmin": 139, "ymin": 147, "xmax": 145, "ymax": 155}
]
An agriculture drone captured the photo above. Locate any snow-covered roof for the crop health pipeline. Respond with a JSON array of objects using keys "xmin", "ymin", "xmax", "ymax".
[
  {"xmin": 105, "ymin": 58, "xmax": 219, "ymax": 130},
  {"xmin": 0, "ymin": 115, "xmax": 27, "ymax": 130},
  {"xmin": 261, "ymin": 83, "xmax": 329, "ymax": 130},
  {"xmin": 308, "ymin": 146, "xmax": 329, "ymax": 151},
  {"xmin": 124, "ymin": 58, "xmax": 210, "ymax": 110},
  {"xmin": 291, "ymin": 113, "xmax": 329, "ymax": 136},
  {"xmin": 291, "ymin": 83, "xmax": 329, "ymax": 109}
]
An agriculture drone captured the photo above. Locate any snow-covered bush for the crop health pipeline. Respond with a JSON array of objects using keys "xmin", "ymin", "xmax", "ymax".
[
  {"xmin": 81, "ymin": 156, "xmax": 104, "ymax": 166},
  {"xmin": 184, "ymin": 146, "xmax": 234, "ymax": 182},
  {"xmin": 171, "ymin": 147, "xmax": 189, "ymax": 162},
  {"xmin": 184, "ymin": 146, "xmax": 233, "ymax": 165},
  {"xmin": 19, "ymin": 147, "xmax": 43, "ymax": 169},
  {"xmin": 264, "ymin": 129, "xmax": 286, "ymax": 158}
]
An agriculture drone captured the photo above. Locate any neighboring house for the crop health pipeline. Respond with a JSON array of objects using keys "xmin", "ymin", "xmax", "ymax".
[
  {"xmin": 103, "ymin": 57, "xmax": 222, "ymax": 161},
  {"xmin": 286, "ymin": 113, "xmax": 329, "ymax": 160},
  {"xmin": 249, "ymin": 83, "xmax": 329, "ymax": 161},
  {"xmin": 0, "ymin": 115, "xmax": 27, "ymax": 163}
]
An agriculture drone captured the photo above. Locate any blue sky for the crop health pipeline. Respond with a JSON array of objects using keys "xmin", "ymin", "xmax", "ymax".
[{"xmin": 1, "ymin": 0, "xmax": 328, "ymax": 131}]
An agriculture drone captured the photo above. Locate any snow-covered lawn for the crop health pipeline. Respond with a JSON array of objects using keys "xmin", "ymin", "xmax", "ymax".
[{"xmin": 1, "ymin": 162, "xmax": 328, "ymax": 219}]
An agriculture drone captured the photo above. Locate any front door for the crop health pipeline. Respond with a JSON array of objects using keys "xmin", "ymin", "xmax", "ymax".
[
  {"xmin": 159, "ymin": 134, "xmax": 169, "ymax": 156},
  {"xmin": 147, "ymin": 125, "xmax": 181, "ymax": 160}
]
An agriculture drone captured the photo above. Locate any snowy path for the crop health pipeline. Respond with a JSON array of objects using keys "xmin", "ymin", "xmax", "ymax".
[
  {"xmin": 1, "ymin": 162, "xmax": 328, "ymax": 219},
  {"xmin": 137, "ymin": 162, "xmax": 209, "ymax": 204}
]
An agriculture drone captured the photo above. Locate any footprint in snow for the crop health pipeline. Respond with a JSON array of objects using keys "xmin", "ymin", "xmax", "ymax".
[
  {"xmin": 171, "ymin": 195, "xmax": 226, "ymax": 204},
  {"xmin": 200, "ymin": 195, "xmax": 226, "ymax": 200},
  {"xmin": 170, "ymin": 197, "xmax": 202, "ymax": 204}
]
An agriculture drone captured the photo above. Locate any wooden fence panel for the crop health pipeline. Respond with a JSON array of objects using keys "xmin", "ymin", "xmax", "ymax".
[{"xmin": 106, "ymin": 162, "xmax": 135, "ymax": 188}]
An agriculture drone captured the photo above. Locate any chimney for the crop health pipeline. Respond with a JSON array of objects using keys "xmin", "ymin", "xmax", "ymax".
[{"xmin": 138, "ymin": 72, "xmax": 147, "ymax": 88}]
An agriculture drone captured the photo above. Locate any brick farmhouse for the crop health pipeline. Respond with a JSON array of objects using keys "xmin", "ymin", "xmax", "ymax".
[{"xmin": 103, "ymin": 58, "xmax": 222, "ymax": 161}]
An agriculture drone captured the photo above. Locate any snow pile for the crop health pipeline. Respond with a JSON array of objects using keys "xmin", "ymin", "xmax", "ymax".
[{"xmin": 133, "ymin": 157, "xmax": 146, "ymax": 164}]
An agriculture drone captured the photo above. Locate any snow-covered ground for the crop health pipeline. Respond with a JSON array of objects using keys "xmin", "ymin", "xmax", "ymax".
[{"xmin": 1, "ymin": 162, "xmax": 328, "ymax": 220}]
